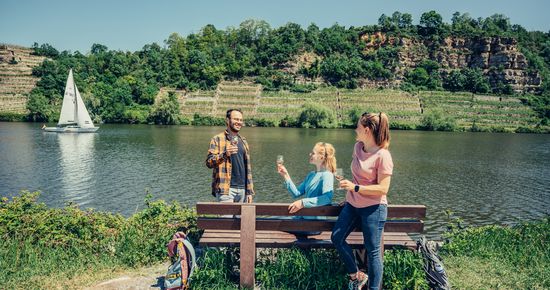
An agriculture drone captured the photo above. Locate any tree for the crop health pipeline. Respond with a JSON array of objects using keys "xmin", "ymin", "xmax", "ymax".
[
  {"xmin": 482, "ymin": 14, "xmax": 511, "ymax": 35},
  {"xmin": 237, "ymin": 19, "xmax": 271, "ymax": 47},
  {"xmin": 463, "ymin": 68, "xmax": 490, "ymax": 93},
  {"xmin": 31, "ymin": 43, "xmax": 59, "ymax": 58},
  {"xmin": 451, "ymin": 12, "xmax": 480, "ymax": 36},
  {"xmin": 90, "ymin": 43, "xmax": 108, "ymax": 55},
  {"xmin": 378, "ymin": 14, "xmax": 395, "ymax": 32},
  {"xmin": 320, "ymin": 54, "xmax": 365, "ymax": 88},
  {"xmin": 419, "ymin": 10, "xmax": 447, "ymax": 40},
  {"xmin": 443, "ymin": 70, "xmax": 467, "ymax": 92},
  {"xmin": 149, "ymin": 92, "xmax": 180, "ymax": 125}
]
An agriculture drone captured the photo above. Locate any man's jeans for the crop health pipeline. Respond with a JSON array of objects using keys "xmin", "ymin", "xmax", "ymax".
[
  {"xmin": 216, "ymin": 187, "xmax": 246, "ymax": 203},
  {"xmin": 331, "ymin": 203, "xmax": 387, "ymax": 290}
]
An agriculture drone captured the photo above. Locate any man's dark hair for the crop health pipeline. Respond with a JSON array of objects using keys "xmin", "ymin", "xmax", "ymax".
[{"xmin": 226, "ymin": 109, "xmax": 243, "ymax": 119}]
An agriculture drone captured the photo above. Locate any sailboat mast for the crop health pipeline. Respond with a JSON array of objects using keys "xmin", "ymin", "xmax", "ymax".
[{"xmin": 73, "ymin": 73, "xmax": 78, "ymax": 124}]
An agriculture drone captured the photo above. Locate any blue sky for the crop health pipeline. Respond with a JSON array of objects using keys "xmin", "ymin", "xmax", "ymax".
[{"xmin": 1, "ymin": 0, "xmax": 549, "ymax": 53}]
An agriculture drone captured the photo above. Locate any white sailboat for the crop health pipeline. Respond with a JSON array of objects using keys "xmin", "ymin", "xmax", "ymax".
[{"xmin": 44, "ymin": 69, "xmax": 99, "ymax": 133}]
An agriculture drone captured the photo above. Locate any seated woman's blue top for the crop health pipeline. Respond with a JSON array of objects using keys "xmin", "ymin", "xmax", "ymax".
[{"xmin": 284, "ymin": 171, "xmax": 334, "ymax": 209}]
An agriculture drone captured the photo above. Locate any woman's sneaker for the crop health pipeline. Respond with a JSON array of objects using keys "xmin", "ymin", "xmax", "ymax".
[{"xmin": 348, "ymin": 271, "xmax": 368, "ymax": 290}]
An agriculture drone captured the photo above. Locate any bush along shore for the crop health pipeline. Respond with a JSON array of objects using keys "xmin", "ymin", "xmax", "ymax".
[{"xmin": 1, "ymin": 191, "xmax": 548, "ymax": 289}]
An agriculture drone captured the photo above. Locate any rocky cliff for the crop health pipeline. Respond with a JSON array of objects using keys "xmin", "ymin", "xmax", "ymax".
[{"xmin": 362, "ymin": 33, "xmax": 541, "ymax": 92}]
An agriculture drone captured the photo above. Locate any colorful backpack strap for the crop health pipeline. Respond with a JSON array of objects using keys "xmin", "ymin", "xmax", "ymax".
[{"xmin": 177, "ymin": 241, "xmax": 189, "ymax": 288}]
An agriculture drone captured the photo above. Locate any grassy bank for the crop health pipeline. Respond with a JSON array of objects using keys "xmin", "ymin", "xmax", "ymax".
[
  {"xmin": 441, "ymin": 216, "xmax": 549, "ymax": 289},
  {"xmin": 1, "ymin": 191, "xmax": 548, "ymax": 289}
]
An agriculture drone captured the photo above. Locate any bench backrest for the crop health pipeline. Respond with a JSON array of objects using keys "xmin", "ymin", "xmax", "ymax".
[{"xmin": 196, "ymin": 202, "xmax": 426, "ymax": 233}]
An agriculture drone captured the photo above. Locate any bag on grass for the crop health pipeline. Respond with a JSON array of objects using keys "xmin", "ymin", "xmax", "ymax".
[
  {"xmin": 165, "ymin": 231, "xmax": 196, "ymax": 290},
  {"xmin": 417, "ymin": 236, "xmax": 451, "ymax": 290}
]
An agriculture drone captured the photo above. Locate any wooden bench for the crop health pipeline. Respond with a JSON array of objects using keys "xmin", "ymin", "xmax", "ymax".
[{"xmin": 196, "ymin": 202, "xmax": 426, "ymax": 288}]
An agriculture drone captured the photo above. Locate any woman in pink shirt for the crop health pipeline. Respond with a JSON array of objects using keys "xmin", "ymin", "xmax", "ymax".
[{"xmin": 331, "ymin": 112, "xmax": 393, "ymax": 290}]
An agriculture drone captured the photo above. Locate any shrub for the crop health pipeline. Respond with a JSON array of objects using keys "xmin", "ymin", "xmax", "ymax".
[
  {"xmin": 0, "ymin": 191, "xmax": 198, "ymax": 288},
  {"xmin": 0, "ymin": 112, "xmax": 27, "ymax": 122},
  {"xmin": 148, "ymin": 92, "xmax": 180, "ymax": 125},
  {"xmin": 290, "ymin": 83, "xmax": 318, "ymax": 93},
  {"xmin": 279, "ymin": 115, "xmax": 298, "ymax": 127},
  {"xmin": 297, "ymin": 103, "xmax": 337, "ymax": 128},
  {"xmin": 419, "ymin": 110, "xmax": 458, "ymax": 131},
  {"xmin": 390, "ymin": 121, "xmax": 416, "ymax": 130},
  {"xmin": 247, "ymin": 118, "xmax": 278, "ymax": 127},
  {"xmin": 191, "ymin": 113, "xmax": 225, "ymax": 126}
]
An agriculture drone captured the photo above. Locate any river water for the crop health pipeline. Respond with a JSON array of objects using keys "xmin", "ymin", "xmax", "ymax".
[{"xmin": 1, "ymin": 122, "xmax": 549, "ymax": 237}]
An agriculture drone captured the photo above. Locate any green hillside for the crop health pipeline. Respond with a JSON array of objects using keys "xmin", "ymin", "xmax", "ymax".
[{"xmin": 0, "ymin": 11, "xmax": 548, "ymax": 131}]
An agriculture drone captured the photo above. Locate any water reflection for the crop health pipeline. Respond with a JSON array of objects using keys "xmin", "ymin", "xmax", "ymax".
[{"xmin": 57, "ymin": 133, "xmax": 96, "ymax": 206}]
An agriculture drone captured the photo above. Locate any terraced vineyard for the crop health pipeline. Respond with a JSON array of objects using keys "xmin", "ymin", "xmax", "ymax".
[
  {"xmin": 419, "ymin": 91, "xmax": 539, "ymax": 130},
  {"xmin": 174, "ymin": 82, "xmax": 540, "ymax": 131},
  {"xmin": 170, "ymin": 81, "xmax": 260, "ymax": 117},
  {"xmin": 257, "ymin": 87, "xmax": 421, "ymax": 126},
  {"xmin": 0, "ymin": 44, "xmax": 45, "ymax": 114}
]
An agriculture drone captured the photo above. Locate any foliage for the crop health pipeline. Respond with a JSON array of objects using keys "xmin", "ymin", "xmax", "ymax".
[
  {"xmin": 31, "ymin": 42, "xmax": 59, "ymax": 57},
  {"xmin": 191, "ymin": 247, "xmax": 427, "ymax": 290},
  {"xmin": 320, "ymin": 54, "xmax": 364, "ymax": 88},
  {"xmin": 191, "ymin": 113, "xmax": 225, "ymax": 126},
  {"xmin": 383, "ymin": 249, "xmax": 429, "ymax": 290},
  {"xmin": 443, "ymin": 68, "xmax": 491, "ymax": 93},
  {"xmin": 148, "ymin": 92, "xmax": 180, "ymax": 125},
  {"xmin": 297, "ymin": 103, "xmax": 337, "ymax": 128},
  {"xmin": 246, "ymin": 117, "xmax": 279, "ymax": 127},
  {"xmin": 0, "ymin": 112, "xmax": 26, "ymax": 122},
  {"xmin": 0, "ymin": 191, "xmax": 197, "ymax": 289},
  {"xmin": 523, "ymin": 93, "xmax": 550, "ymax": 125},
  {"xmin": 22, "ymin": 12, "xmax": 550, "ymax": 125},
  {"xmin": 345, "ymin": 106, "xmax": 363, "ymax": 128},
  {"xmin": 419, "ymin": 110, "xmax": 458, "ymax": 131},
  {"xmin": 441, "ymin": 216, "xmax": 550, "ymax": 289},
  {"xmin": 403, "ymin": 60, "xmax": 442, "ymax": 90}
]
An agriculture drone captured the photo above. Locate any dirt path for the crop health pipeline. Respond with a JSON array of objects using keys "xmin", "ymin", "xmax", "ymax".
[{"xmin": 84, "ymin": 262, "xmax": 169, "ymax": 290}]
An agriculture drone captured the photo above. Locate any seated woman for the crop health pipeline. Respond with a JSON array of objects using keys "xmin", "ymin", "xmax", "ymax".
[{"xmin": 277, "ymin": 142, "xmax": 337, "ymax": 236}]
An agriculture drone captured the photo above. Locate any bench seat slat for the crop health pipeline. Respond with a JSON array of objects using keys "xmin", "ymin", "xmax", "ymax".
[
  {"xmin": 197, "ymin": 218, "xmax": 424, "ymax": 233},
  {"xmin": 200, "ymin": 230, "xmax": 417, "ymax": 250}
]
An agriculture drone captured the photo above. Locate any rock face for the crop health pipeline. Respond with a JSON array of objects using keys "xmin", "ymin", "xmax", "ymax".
[
  {"xmin": 362, "ymin": 34, "xmax": 542, "ymax": 93},
  {"xmin": 0, "ymin": 44, "xmax": 45, "ymax": 113}
]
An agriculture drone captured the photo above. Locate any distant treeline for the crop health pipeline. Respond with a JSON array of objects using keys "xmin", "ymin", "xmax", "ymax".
[{"xmin": 27, "ymin": 11, "xmax": 550, "ymax": 125}]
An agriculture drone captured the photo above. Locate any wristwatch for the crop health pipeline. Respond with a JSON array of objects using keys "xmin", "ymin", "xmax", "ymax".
[{"xmin": 354, "ymin": 185, "xmax": 360, "ymax": 192}]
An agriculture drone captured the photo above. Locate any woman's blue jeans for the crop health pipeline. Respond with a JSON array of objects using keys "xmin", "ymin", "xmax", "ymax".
[{"xmin": 331, "ymin": 203, "xmax": 387, "ymax": 290}]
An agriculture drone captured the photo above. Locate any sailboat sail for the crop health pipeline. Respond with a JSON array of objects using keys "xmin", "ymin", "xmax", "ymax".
[
  {"xmin": 58, "ymin": 69, "xmax": 77, "ymax": 126},
  {"xmin": 74, "ymin": 83, "xmax": 95, "ymax": 128}
]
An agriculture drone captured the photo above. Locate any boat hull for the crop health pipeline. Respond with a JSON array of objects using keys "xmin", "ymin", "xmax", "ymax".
[{"xmin": 44, "ymin": 126, "xmax": 99, "ymax": 133}]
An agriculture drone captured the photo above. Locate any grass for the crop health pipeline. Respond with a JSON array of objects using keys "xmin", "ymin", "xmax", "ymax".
[
  {"xmin": 441, "ymin": 216, "xmax": 550, "ymax": 289},
  {"xmin": 190, "ymin": 247, "xmax": 428, "ymax": 290},
  {"xmin": 0, "ymin": 191, "xmax": 198, "ymax": 289},
  {"xmin": 1, "ymin": 191, "xmax": 548, "ymax": 289}
]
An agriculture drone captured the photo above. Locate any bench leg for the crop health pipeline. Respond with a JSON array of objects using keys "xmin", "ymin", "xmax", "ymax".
[
  {"xmin": 240, "ymin": 205, "xmax": 256, "ymax": 288},
  {"xmin": 379, "ymin": 230, "xmax": 384, "ymax": 290}
]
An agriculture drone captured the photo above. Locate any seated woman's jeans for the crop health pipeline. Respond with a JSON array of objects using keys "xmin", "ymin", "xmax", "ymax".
[{"xmin": 331, "ymin": 203, "xmax": 387, "ymax": 290}]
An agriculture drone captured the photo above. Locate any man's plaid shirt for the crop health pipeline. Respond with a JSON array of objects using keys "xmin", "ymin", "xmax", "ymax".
[{"xmin": 205, "ymin": 130, "xmax": 255, "ymax": 197}]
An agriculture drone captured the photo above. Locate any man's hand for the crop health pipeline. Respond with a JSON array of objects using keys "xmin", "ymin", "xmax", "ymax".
[
  {"xmin": 226, "ymin": 144, "xmax": 238, "ymax": 157},
  {"xmin": 288, "ymin": 200, "xmax": 304, "ymax": 214},
  {"xmin": 246, "ymin": 195, "xmax": 253, "ymax": 203}
]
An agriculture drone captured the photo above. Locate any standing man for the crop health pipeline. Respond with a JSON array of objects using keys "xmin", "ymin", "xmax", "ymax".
[{"xmin": 206, "ymin": 109, "xmax": 255, "ymax": 203}]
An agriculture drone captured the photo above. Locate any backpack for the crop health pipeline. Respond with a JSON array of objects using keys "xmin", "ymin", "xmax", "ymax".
[
  {"xmin": 165, "ymin": 232, "xmax": 196, "ymax": 290},
  {"xmin": 417, "ymin": 236, "xmax": 451, "ymax": 290}
]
